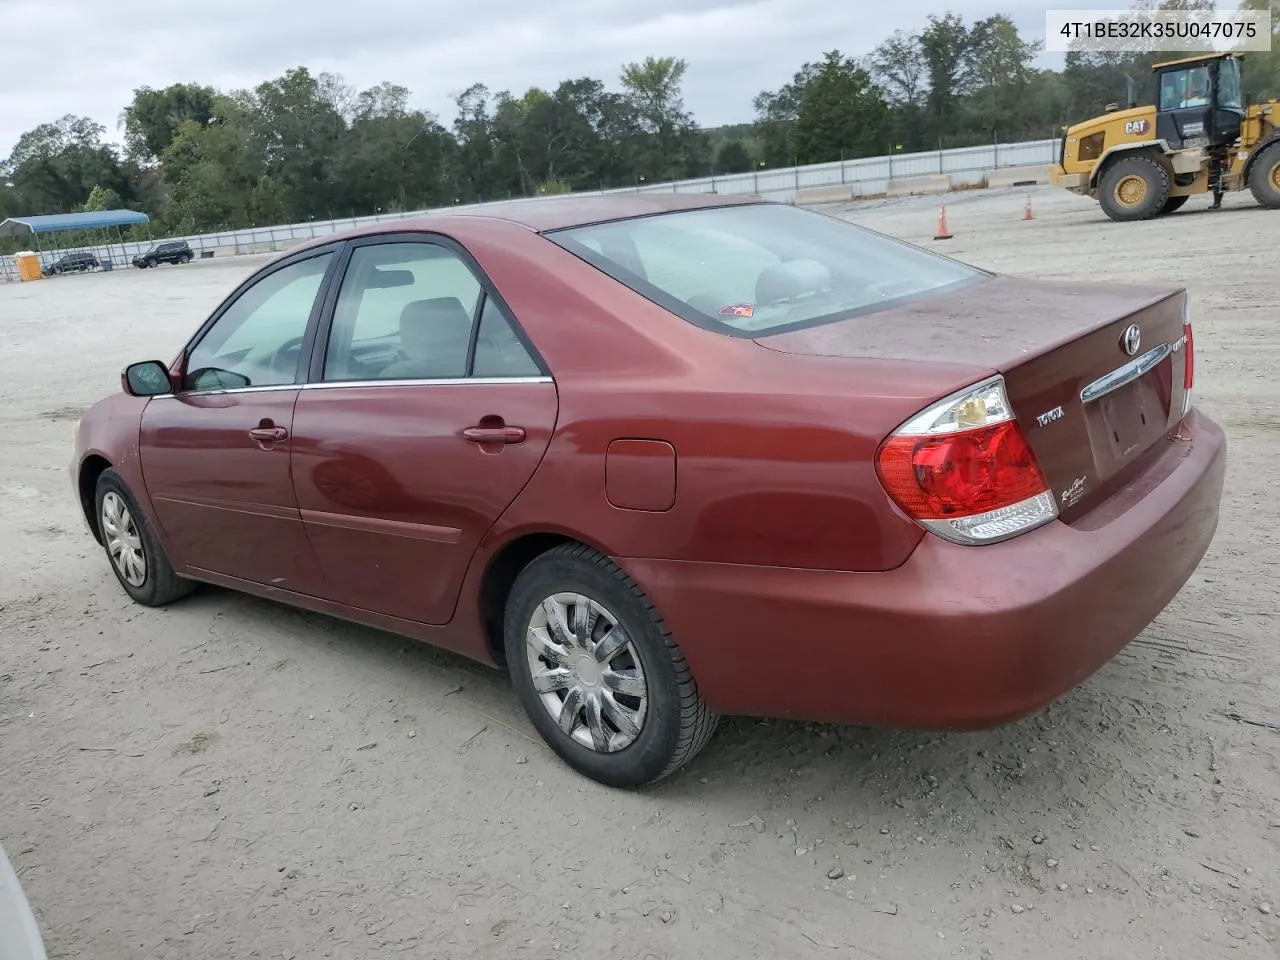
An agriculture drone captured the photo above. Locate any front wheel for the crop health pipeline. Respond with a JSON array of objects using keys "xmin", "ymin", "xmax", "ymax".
[
  {"xmin": 94, "ymin": 468, "xmax": 195, "ymax": 606},
  {"xmin": 1098, "ymin": 155, "xmax": 1170, "ymax": 221},
  {"xmin": 504, "ymin": 543, "xmax": 718, "ymax": 788},
  {"xmin": 1161, "ymin": 195, "xmax": 1189, "ymax": 214},
  {"xmin": 1249, "ymin": 142, "xmax": 1280, "ymax": 209}
]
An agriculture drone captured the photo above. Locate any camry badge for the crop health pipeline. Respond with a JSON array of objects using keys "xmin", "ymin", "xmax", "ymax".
[{"xmin": 1121, "ymin": 323, "xmax": 1141, "ymax": 357}]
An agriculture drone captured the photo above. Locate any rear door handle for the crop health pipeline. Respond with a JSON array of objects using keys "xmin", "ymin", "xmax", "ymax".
[
  {"xmin": 462, "ymin": 425, "xmax": 526, "ymax": 444},
  {"xmin": 249, "ymin": 426, "xmax": 288, "ymax": 442}
]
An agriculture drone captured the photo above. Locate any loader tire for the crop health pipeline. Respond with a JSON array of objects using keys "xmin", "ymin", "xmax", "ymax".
[
  {"xmin": 1248, "ymin": 142, "xmax": 1280, "ymax": 209},
  {"xmin": 1098, "ymin": 155, "xmax": 1169, "ymax": 222},
  {"xmin": 1160, "ymin": 195, "xmax": 1188, "ymax": 215}
]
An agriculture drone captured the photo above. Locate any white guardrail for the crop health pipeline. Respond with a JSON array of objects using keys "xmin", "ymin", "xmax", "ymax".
[{"xmin": 2, "ymin": 137, "xmax": 1060, "ymax": 281}]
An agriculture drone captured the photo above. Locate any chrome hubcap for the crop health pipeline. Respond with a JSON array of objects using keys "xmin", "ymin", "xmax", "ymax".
[
  {"xmin": 101, "ymin": 491, "xmax": 146, "ymax": 587},
  {"xmin": 525, "ymin": 592, "xmax": 648, "ymax": 753}
]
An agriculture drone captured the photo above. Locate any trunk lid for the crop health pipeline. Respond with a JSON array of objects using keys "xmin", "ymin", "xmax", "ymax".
[{"xmin": 755, "ymin": 274, "xmax": 1192, "ymax": 520}]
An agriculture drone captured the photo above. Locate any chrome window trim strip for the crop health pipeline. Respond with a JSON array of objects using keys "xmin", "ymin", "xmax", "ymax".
[
  {"xmin": 145, "ymin": 375, "xmax": 554, "ymax": 400},
  {"xmin": 301, "ymin": 376, "xmax": 554, "ymax": 390}
]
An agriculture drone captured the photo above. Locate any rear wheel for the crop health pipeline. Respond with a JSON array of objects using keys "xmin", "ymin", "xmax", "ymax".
[
  {"xmin": 504, "ymin": 543, "xmax": 718, "ymax": 788},
  {"xmin": 1161, "ymin": 195, "xmax": 1189, "ymax": 214},
  {"xmin": 1248, "ymin": 142, "xmax": 1280, "ymax": 209},
  {"xmin": 94, "ymin": 468, "xmax": 195, "ymax": 606},
  {"xmin": 1098, "ymin": 155, "xmax": 1170, "ymax": 221}
]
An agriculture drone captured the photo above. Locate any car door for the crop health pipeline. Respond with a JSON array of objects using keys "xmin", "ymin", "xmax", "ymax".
[
  {"xmin": 289, "ymin": 235, "xmax": 558, "ymax": 625},
  {"xmin": 139, "ymin": 246, "xmax": 340, "ymax": 591}
]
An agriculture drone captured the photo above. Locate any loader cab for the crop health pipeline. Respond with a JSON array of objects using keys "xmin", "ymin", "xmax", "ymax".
[{"xmin": 1153, "ymin": 53, "xmax": 1245, "ymax": 150}]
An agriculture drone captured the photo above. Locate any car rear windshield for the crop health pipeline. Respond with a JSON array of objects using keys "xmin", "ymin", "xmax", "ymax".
[{"xmin": 544, "ymin": 202, "xmax": 987, "ymax": 337}]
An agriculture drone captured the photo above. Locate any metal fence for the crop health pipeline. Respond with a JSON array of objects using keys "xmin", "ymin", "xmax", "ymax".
[{"xmin": 1, "ymin": 136, "xmax": 1060, "ymax": 283}]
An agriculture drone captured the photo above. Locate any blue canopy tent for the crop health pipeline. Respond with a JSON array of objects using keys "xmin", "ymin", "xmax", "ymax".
[{"xmin": 0, "ymin": 209, "xmax": 152, "ymax": 274}]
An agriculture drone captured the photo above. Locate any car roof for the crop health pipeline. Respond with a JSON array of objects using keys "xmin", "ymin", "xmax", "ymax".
[
  {"xmin": 350, "ymin": 192, "xmax": 765, "ymax": 235},
  {"xmin": 272, "ymin": 192, "xmax": 773, "ymax": 265}
]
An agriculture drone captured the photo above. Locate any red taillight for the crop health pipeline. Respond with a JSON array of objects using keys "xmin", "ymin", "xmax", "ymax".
[
  {"xmin": 876, "ymin": 420, "xmax": 1050, "ymax": 521},
  {"xmin": 874, "ymin": 375, "xmax": 1059, "ymax": 545}
]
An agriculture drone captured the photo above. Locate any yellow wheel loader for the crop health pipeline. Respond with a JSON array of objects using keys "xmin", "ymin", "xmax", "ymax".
[{"xmin": 1051, "ymin": 52, "xmax": 1280, "ymax": 221}]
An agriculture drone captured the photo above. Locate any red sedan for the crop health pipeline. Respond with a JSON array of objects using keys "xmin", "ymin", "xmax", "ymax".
[{"xmin": 71, "ymin": 194, "xmax": 1226, "ymax": 788}]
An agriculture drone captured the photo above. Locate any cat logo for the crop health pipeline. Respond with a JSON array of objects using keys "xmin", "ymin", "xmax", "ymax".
[{"xmin": 1124, "ymin": 119, "xmax": 1150, "ymax": 137}]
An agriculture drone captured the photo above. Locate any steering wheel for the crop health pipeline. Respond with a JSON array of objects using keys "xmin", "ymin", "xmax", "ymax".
[{"xmin": 242, "ymin": 335, "xmax": 305, "ymax": 384}]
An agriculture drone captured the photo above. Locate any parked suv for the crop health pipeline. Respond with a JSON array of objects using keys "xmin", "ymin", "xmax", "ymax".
[
  {"xmin": 44, "ymin": 251, "xmax": 99, "ymax": 275},
  {"xmin": 132, "ymin": 240, "xmax": 194, "ymax": 268}
]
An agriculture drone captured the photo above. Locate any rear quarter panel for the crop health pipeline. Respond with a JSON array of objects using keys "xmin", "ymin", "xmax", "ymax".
[{"xmin": 446, "ymin": 219, "xmax": 999, "ymax": 573}]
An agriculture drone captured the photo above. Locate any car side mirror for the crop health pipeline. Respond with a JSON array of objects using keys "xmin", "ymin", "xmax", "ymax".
[{"xmin": 122, "ymin": 360, "xmax": 175, "ymax": 397}]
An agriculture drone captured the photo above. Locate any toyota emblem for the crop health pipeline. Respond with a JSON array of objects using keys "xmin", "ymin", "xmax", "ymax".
[{"xmin": 1121, "ymin": 323, "xmax": 1141, "ymax": 357}]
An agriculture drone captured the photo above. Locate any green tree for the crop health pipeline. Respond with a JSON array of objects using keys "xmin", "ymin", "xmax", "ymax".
[
  {"xmin": 715, "ymin": 140, "xmax": 752, "ymax": 173},
  {"xmin": 122, "ymin": 83, "xmax": 216, "ymax": 162},
  {"xmin": 336, "ymin": 91, "xmax": 455, "ymax": 213},
  {"xmin": 752, "ymin": 61, "xmax": 822, "ymax": 167},
  {"xmin": 82, "ymin": 185, "xmax": 124, "ymax": 211},
  {"xmin": 451, "ymin": 83, "xmax": 498, "ymax": 202},
  {"xmin": 920, "ymin": 12, "xmax": 975, "ymax": 142},
  {"xmin": 159, "ymin": 95, "xmax": 262, "ymax": 231},
  {"xmin": 966, "ymin": 14, "xmax": 1043, "ymax": 137},
  {"xmin": 242, "ymin": 67, "xmax": 350, "ymax": 218},
  {"xmin": 620, "ymin": 56, "xmax": 707, "ymax": 180},
  {"xmin": 794, "ymin": 50, "xmax": 889, "ymax": 163},
  {"xmin": 3, "ymin": 115, "xmax": 134, "ymax": 214},
  {"xmin": 870, "ymin": 29, "xmax": 930, "ymax": 151}
]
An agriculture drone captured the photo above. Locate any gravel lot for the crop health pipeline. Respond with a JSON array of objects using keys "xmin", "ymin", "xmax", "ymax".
[{"xmin": 2, "ymin": 186, "xmax": 1278, "ymax": 960}]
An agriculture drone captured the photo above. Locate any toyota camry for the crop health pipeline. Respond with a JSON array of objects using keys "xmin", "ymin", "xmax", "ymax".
[{"xmin": 70, "ymin": 194, "xmax": 1227, "ymax": 788}]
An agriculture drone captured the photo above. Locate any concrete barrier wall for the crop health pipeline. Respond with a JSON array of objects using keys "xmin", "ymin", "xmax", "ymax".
[
  {"xmin": 984, "ymin": 164, "xmax": 1053, "ymax": 188},
  {"xmin": 886, "ymin": 174, "xmax": 952, "ymax": 197},
  {"xmin": 792, "ymin": 164, "xmax": 1046, "ymax": 205},
  {"xmin": 794, "ymin": 185, "xmax": 855, "ymax": 204}
]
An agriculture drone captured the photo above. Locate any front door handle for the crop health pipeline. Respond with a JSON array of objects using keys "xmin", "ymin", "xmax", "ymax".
[
  {"xmin": 249, "ymin": 426, "xmax": 288, "ymax": 443},
  {"xmin": 462, "ymin": 425, "xmax": 526, "ymax": 444}
]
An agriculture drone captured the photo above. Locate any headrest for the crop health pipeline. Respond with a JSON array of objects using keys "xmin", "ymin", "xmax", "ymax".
[{"xmin": 399, "ymin": 297, "xmax": 472, "ymax": 359}]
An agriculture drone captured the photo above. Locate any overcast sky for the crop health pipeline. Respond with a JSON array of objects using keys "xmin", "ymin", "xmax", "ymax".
[{"xmin": 0, "ymin": 0, "xmax": 1205, "ymax": 159}]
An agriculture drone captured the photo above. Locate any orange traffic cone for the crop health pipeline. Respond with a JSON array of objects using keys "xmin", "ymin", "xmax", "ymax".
[
  {"xmin": 934, "ymin": 200, "xmax": 953, "ymax": 240},
  {"xmin": 1023, "ymin": 194, "xmax": 1034, "ymax": 220}
]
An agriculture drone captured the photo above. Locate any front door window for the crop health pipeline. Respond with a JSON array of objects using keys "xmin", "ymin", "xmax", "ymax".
[{"xmin": 183, "ymin": 252, "xmax": 333, "ymax": 391}]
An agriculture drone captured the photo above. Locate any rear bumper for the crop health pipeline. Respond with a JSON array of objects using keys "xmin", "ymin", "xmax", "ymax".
[{"xmin": 620, "ymin": 409, "xmax": 1226, "ymax": 728}]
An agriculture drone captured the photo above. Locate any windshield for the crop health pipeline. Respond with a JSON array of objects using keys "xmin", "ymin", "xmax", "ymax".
[
  {"xmin": 1161, "ymin": 65, "xmax": 1210, "ymax": 110},
  {"xmin": 545, "ymin": 203, "xmax": 986, "ymax": 337}
]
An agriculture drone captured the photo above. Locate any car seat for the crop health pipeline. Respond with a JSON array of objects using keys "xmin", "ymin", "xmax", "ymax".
[{"xmin": 377, "ymin": 297, "xmax": 472, "ymax": 380}]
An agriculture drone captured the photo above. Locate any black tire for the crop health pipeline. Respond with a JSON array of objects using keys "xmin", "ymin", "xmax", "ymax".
[
  {"xmin": 1160, "ymin": 195, "xmax": 1189, "ymax": 214},
  {"xmin": 146, "ymin": 259, "xmax": 157, "ymax": 268},
  {"xmin": 94, "ymin": 468, "xmax": 195, "ymax": 606},
  {"xmin": 180, "ymin": 253, "xmax": 192, "ymax": 264},
  {"xmin": 1248, "ymin": 142, "xmax": 1280, "ymax": 209},
  {"xmin": 504, "ymin": 543, "xmax": 718, "ymax": 788},
  {"xmin": 1098, "ymin": 155, "xmax": 1170, "ymax": 221}
]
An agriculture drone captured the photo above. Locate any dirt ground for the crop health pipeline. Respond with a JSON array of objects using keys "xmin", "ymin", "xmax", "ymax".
[{"xmin": 2, "ymin": 185, "xmax": 1278, "ymax": 960}]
